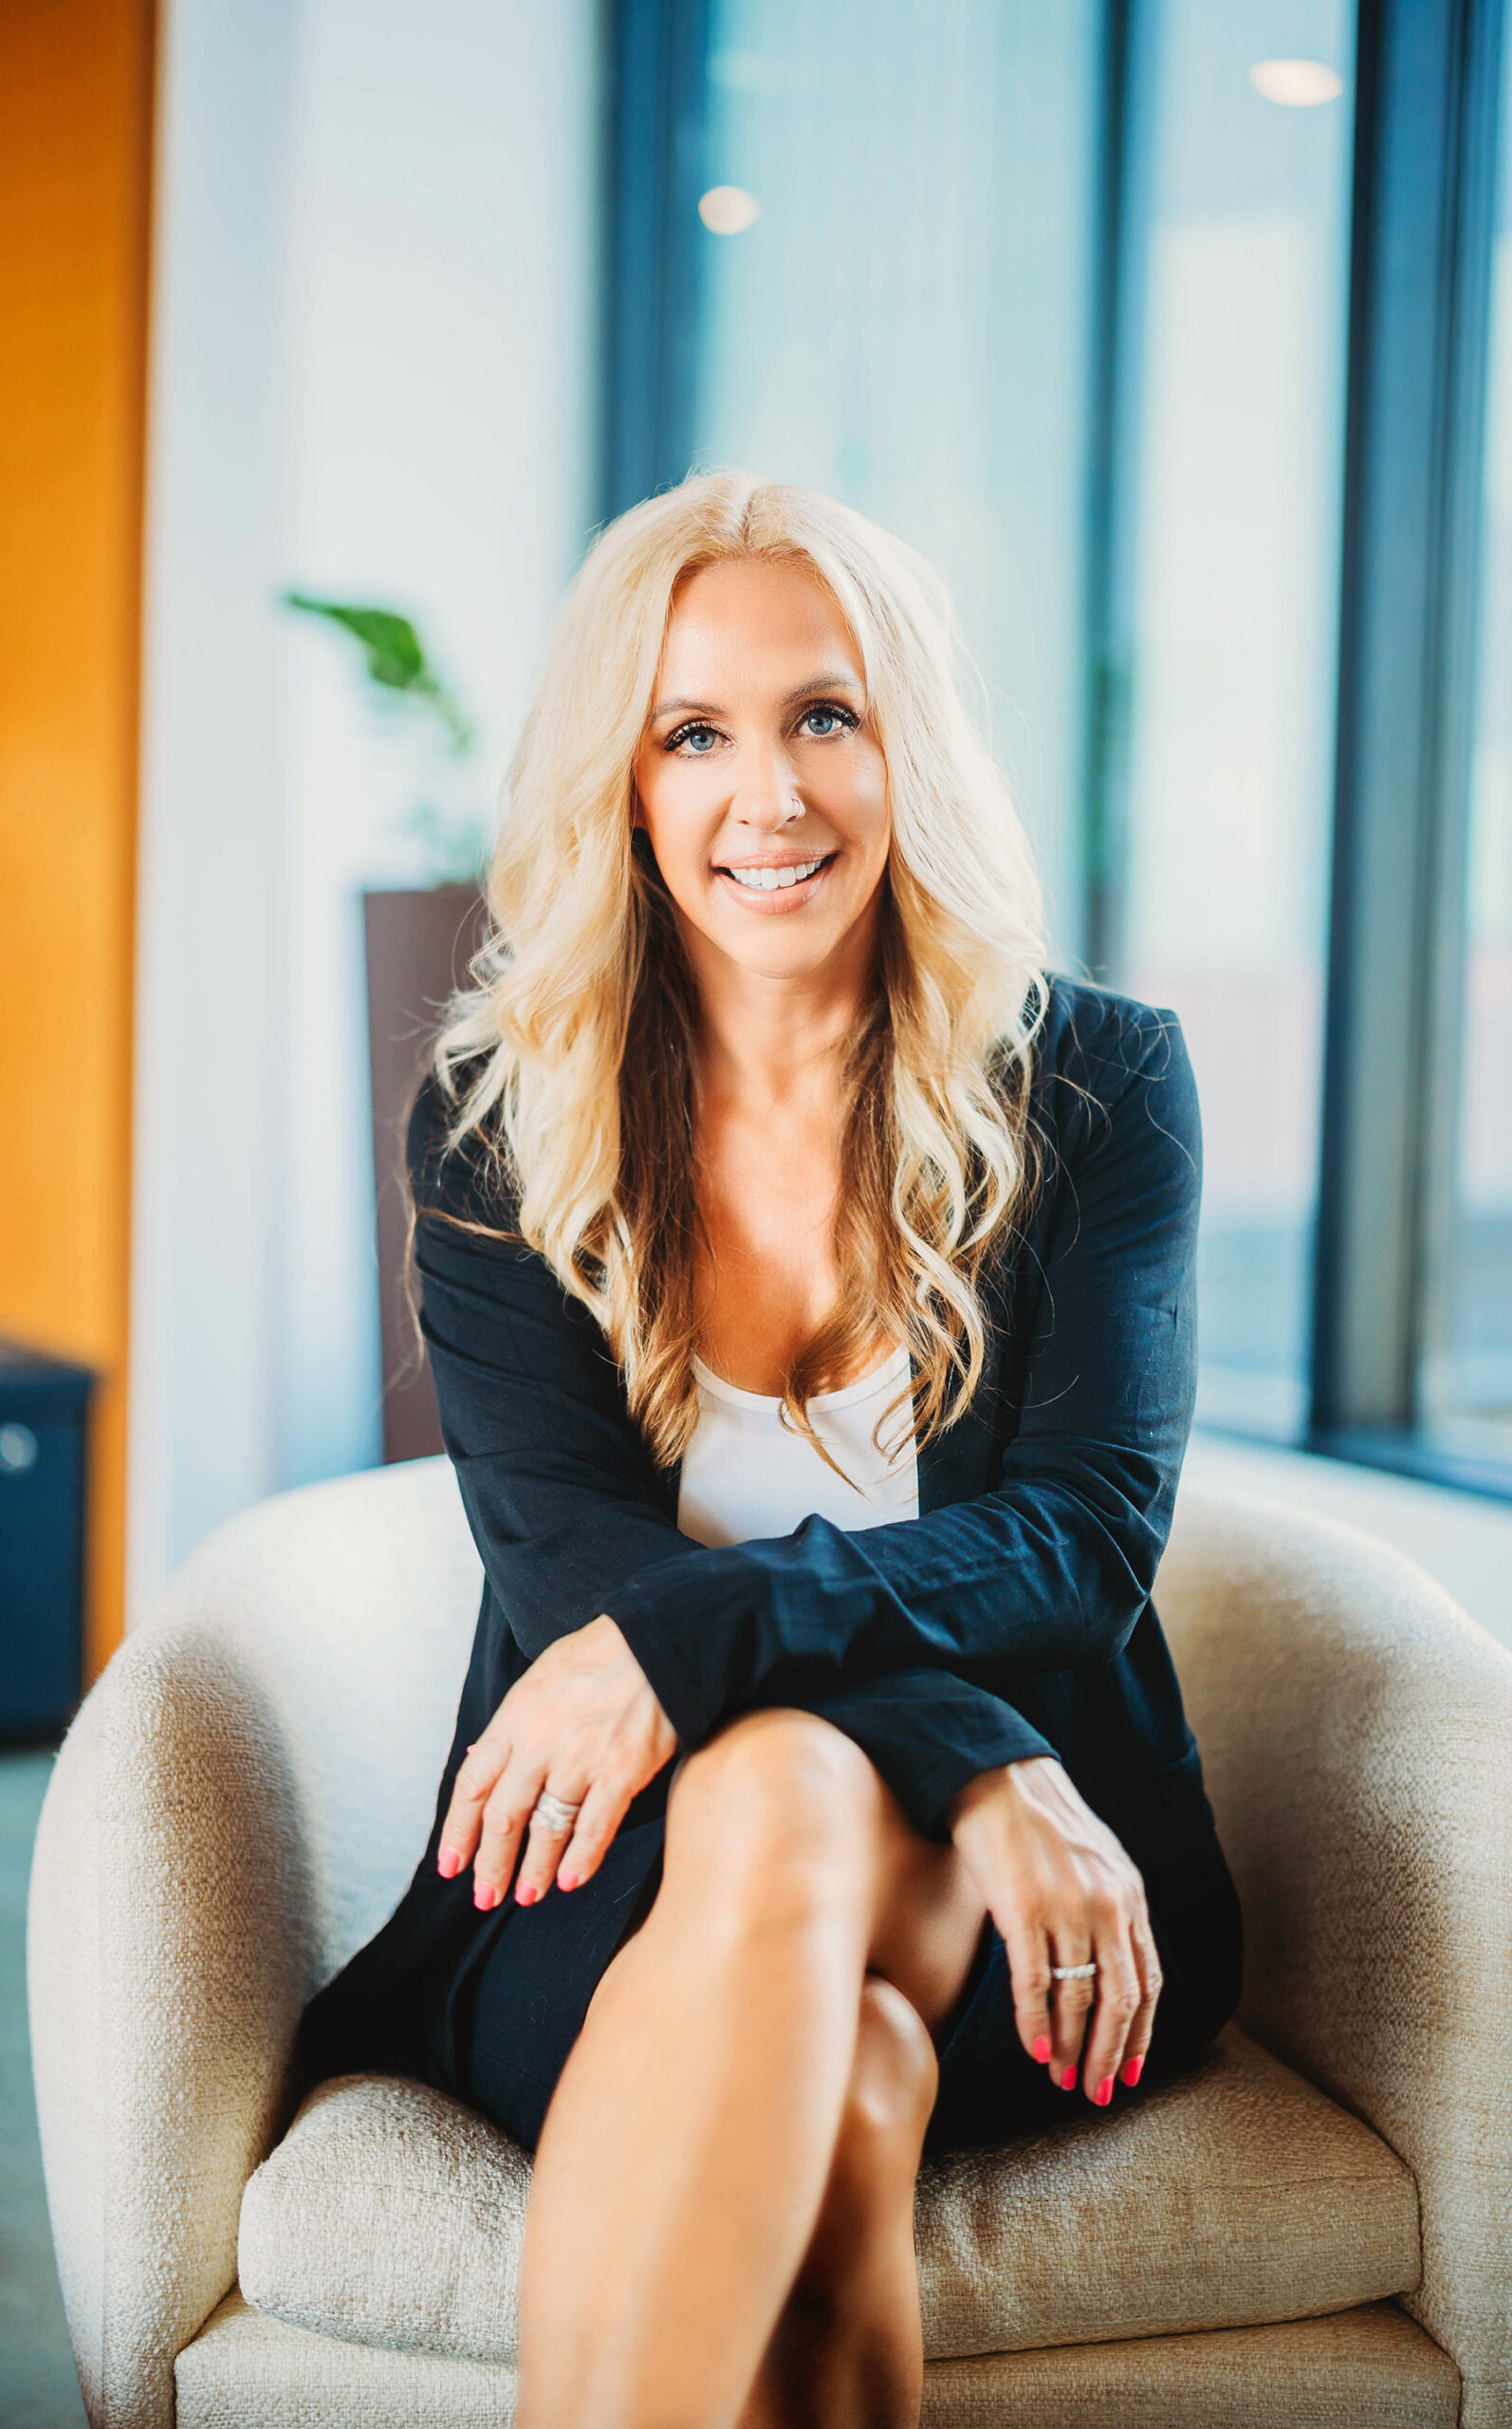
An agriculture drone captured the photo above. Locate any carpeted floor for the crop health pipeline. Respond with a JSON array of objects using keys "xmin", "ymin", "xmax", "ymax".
[{"xmin": 0, "ymin": 1752, "xmax": 87, "ymax": 2429}]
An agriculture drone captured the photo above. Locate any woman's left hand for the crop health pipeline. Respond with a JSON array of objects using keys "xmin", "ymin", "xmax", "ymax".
[
  {"xmin": 948, "ymin": 1755, "xmax": 1162, "ymax": 2105},
  {"xmin": 436, "ymin": 1615, "xmax": 677, "ymax": 1911}
]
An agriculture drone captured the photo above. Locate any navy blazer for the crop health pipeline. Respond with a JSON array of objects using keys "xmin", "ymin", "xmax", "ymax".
[{"xmin": 300, "ymin": 974, "xmax": 1213, "ymax": 2082}]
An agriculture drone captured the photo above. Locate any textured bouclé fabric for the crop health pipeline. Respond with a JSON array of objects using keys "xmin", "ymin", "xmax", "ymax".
[
  {"xmin": 175, "ymin": 2290, "xmax": 1456, "ymax": 2429},
  {"xmin": 1157, "ymin": 1490, "xmax": 1512, "ymax": 2429},
  {"xmin": 28, "ymin": 1460, "xmax": 484, "ymax": 2429},
  {"xmin": 916, "ymin": 2303, "xmax": 1461, "ymax": 2428},
  {"xmin": 238, "ymin": 2027, "xmax": 1417, "ymax": 2370}
]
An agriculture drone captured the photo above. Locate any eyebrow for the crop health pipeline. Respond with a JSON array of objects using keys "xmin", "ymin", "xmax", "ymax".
[{"xmin": 649, "ymin": 672, "xmax": 864, "ymax": 721}]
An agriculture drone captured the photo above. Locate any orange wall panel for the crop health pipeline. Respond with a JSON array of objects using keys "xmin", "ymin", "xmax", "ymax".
[{"xmin": 0, "ymin": 0, "xmax": 157, "ymax": 1678}]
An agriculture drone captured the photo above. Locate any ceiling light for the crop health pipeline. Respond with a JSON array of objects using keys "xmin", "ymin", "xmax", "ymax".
[
  {"xmin": 698, "ymin": 186, "xmax": 761, "ymax": 235},
  {"xmin": 1249, "ymin": 58, "xmax": 1344, "ymax": 105}
]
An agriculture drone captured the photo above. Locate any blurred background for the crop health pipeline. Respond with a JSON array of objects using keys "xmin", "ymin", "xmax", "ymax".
[{"xmin": 2, "ymin": 0, "xmax": 1511, "ymax": 1697}]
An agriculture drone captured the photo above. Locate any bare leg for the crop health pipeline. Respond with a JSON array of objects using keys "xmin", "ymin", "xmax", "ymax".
[
  {"xmin": 739, "ymin": 1977, "xmax": 938, "ymax": 2429},
  {"xmin": 515, "ymin": 1710, "xmax": 984, "ymax": 2429}
]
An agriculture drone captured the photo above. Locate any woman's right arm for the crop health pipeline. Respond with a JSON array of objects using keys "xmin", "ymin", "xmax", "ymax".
[
  {"xmin": 415, "ymin": 1188, "xmax": 1057, "ymax": 1851},
  {"xmin": 406, "ymin": 1071, "xmax": 712, "ymax": 1639},
  {"xmin": 409, "ymin": 1079, "xmax": 1057, "ymax": 1852}
]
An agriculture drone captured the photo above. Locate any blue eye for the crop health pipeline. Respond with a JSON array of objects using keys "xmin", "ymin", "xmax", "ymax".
[
  {"xmin": 668, "ymin": 723, "xmax": 720, "ymax": 755},
  {"xmin": 799, "ymin": 703, "xmax": 857, "ymax": 738}
]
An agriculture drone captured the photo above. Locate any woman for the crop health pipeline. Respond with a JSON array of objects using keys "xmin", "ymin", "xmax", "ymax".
[{"xmin": 300, "ymin": 472, "xmax": 1242, "ymax": 2429}]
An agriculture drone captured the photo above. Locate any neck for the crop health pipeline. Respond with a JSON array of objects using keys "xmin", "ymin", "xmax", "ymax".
[{"xmin": 677, "ymin": 904, "xmax": 880, "ymax": 1112}]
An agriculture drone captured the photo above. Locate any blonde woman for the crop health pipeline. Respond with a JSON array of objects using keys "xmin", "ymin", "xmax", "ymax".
[{"xmin": 301, "ymin": 473, "xmax": 1242, "ymax": 2429}]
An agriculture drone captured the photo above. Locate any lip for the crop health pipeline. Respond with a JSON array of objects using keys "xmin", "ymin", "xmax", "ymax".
[{"xmin": 711, "ymin": 851, "xmax": 836, "ymax": 913}]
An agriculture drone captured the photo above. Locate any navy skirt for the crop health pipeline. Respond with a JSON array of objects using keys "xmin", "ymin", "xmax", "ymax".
[{"xmin": 412, "ymin": 1798, "xmax": 1243, "ymax": 2159}]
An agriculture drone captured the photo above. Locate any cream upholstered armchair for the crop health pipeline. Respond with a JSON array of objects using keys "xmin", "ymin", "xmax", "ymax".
[{"xmin": 28, "ymin": 1459, "xmax": 1512, "ymax": 2428}]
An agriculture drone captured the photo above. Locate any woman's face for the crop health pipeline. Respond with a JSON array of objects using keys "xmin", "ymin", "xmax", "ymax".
[{"xmin": 633, "ymin": 556, "xmax": 891, "ymax": 986}]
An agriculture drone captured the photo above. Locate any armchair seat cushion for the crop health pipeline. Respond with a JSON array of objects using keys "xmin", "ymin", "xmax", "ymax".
[{"xmin": 239, "ymin": 2025, "xmax": 1420, "ymax": 2369}]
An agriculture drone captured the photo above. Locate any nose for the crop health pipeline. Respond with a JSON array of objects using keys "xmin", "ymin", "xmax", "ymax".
[{"xmin": 730, "ymin": 736, "xmax": 803, "ymax": 830}]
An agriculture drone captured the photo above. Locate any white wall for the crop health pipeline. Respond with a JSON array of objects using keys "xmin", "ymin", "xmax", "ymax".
[
  {"xmin": 129, "ymin": 0, "xmax": 601, "ymax": 1616},
  {"xmin": 129, "ymin": 0, "xmax": 300, "ymax": 1619}
]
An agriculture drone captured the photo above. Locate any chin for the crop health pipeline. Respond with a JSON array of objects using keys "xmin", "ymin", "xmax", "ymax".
[{"xmin": 717, "ymin": 928, "xmax": 839, "ymax": 979}]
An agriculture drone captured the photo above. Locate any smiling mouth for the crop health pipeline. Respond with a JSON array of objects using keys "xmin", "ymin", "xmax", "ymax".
[{"xmin": 717, "ymin": 854, "xmax": 834, "ymax": 894}]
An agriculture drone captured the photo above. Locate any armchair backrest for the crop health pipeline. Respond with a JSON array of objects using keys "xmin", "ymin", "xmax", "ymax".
[
  {"xmin": 144, "ymin": 1456, "xmax": 483, "ymax": 1986},
  {"xmin": 28, "ymin": 1459, "xmax": 480, "ymax": 2429},
  {"xmin": 1158, "ymin": 1484, "xmax": 1512, "ymax": 2429}
]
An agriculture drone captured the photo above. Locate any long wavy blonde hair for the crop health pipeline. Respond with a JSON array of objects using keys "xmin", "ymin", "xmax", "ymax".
[{"xmin": 432, "ymin": 471, "xmax": 1047, "ymax": 1470}]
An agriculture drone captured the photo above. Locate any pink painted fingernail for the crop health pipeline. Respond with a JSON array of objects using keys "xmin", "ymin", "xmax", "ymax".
[
  {"xmin": 1033, "ymin": 2035, "xmax": 1052, "ymax": 2066},
  {"xmin": 1095, "ymin": 2077, "xmax": 1114, "ymax": 2107},
  {"xmin": 515, "ymin": 1882, "xmax": 538, "ymax": 1907},
  {"xmin": 473, "ymin": 1882, "xmax": 497, "ymax": 1912},
  {"xmin": 1060, "ymin": 2066, "xmax": 1077, "ymax": 2093},
  {"xmin": 1121, "ymin": 2054, "xmax": 1144, "ymax": 2088},
  {"xmin": 437, "ymin": 1846, "xmax": 462, "ymax": 1880},
  {"xmin": 558, "ymin": 1871, "xmax": 580, "ymax": 1894}
]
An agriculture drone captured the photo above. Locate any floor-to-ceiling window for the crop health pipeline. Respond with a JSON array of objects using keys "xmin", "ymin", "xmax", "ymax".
[
  {"xmin": 687, "ymin": 0, "xmax": 1103, "ymax": 958},
  {"xmin": 1106, "ymin": 3, "xmax": 1355, "ymax": 1439},
  {"xmin": 1425, "ymin": 16, "xmax": 1512, "ymax": 1470}
]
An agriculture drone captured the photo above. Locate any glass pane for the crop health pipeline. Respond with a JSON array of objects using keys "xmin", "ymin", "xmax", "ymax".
[
  {"xmin": 692, "ymin": 0, "xmax": 1100, "ymax": 959},
  {"xmin": 1111, "ymin": 0, "xmax": 1355, "ymax": 1440},
  {"xmin": 1425, "ymin": 28, "xmax": 1512, "ymax": 1469}
]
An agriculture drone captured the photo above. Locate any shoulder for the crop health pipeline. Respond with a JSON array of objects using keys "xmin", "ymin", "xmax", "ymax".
[
  {"xmin": 1023, "ymin": 974, "xmax": 1200, "ymax": 1167},
  {"xmin": 406, "ymin": 1061, "xmax": 522, "ymax": 1234},
  {"xmin": 1033, "ymin": 973, "xmax": 1189, "ymax": 1094}
]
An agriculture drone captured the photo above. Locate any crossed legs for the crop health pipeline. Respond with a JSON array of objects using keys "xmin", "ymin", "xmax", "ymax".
[
  {"xmin": 515, "ymin": 1709, "xmax": 988, "ymax": 2429},
  {"xmin": 737, "ymin": 1976, "xmax": 938, "ymax": 2429}
]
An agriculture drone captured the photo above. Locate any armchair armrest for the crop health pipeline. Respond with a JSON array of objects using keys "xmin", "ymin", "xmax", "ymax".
[
  {"xmin": 28, "ymin": 1620, "xmax": 315, "ymax": 2429},
  {"xmin": 1157, "ymin": 1483, "xmax": 1512, "ymax": 2429}
]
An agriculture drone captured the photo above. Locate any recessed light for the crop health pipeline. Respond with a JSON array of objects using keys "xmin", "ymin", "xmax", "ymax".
[
  {"xmin": 1249, "ymin": 57, "xmax": 1344, "ymax": 106},
  {"xmin": 698, "ymin": 186, "xmax": 761, "ymax": 235}
]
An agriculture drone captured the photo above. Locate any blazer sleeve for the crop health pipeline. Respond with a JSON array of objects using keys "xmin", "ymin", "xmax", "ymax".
[
  {"xmin": 604, "ymin": 1001, "xmax": 1201, "ymax": 1735},
  {"xmin": 409, "ymin": 1083, "xmax": 1058, "ymax": 1837}
]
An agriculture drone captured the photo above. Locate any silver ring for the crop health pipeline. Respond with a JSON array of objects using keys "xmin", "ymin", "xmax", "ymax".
[
  {"xmin": 1050, "ymin": 1962, "xmax": 1097, "ymax": 1981},
  {"xmin": 531, "ymin": 1790, "xmax": 581, "ymax": 1832}
]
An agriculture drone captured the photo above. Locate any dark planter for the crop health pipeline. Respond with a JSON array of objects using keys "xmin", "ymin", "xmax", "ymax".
[
  {"xmin": 0, "ymin": 1338, "xmax": 94, "ymax": 1741},
  {"xmin": 363, "ymin": 884, "xmax": 489, "ymax": 1463}
]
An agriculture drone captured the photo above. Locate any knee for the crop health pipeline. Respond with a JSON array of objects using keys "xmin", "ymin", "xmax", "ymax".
[
  {"xmin": 669, "ymin": 1710, "xmax": 883, "ymax": 1921},
  {"xmin": 799, "ymin": 1981, "xmax": 935, "ymax": 2303},
  {"xmin": 839, "ymin": 1978, "xmax": 938, "ymax": 2172}
]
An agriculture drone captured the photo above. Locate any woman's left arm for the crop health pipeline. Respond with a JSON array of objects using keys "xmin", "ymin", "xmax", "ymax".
[{"xmin": 604, "ymin": 1004, "xmax": 1201, "ymax": 1740}]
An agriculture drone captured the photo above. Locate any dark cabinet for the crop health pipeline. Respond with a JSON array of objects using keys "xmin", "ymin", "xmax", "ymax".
[
  {"xmin": 363, "ymin": 884, "xmax": 489, "ymax": 1464},
  {"xmin": 0, "ymin": 1340, "xmax": 94, "ymax": 1740}
]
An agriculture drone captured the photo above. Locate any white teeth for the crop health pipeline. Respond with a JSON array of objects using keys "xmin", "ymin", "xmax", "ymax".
[{"xmin": 727, "ymin": 859, "xmax": 822, "ymax": 892}]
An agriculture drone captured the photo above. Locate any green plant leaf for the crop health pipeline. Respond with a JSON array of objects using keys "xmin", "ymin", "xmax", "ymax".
[{"xmin": 281, "ymin": 591, "xmax": 474, "ymax": 751}]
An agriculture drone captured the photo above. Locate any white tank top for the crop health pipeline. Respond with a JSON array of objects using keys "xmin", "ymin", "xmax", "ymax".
[{"xmin": 676, "ymin": 1345, "xmax": 920, "ymax": 1548}]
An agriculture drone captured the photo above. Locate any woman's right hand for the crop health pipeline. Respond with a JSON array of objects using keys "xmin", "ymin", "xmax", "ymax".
[
  {"xmin": 438, "ymin": 1615, "xmax": 676, "ymax": 1910},
  {"xmin": 947, "ymin": 1756, "xmax": 1162, "ymax": 2108}
]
